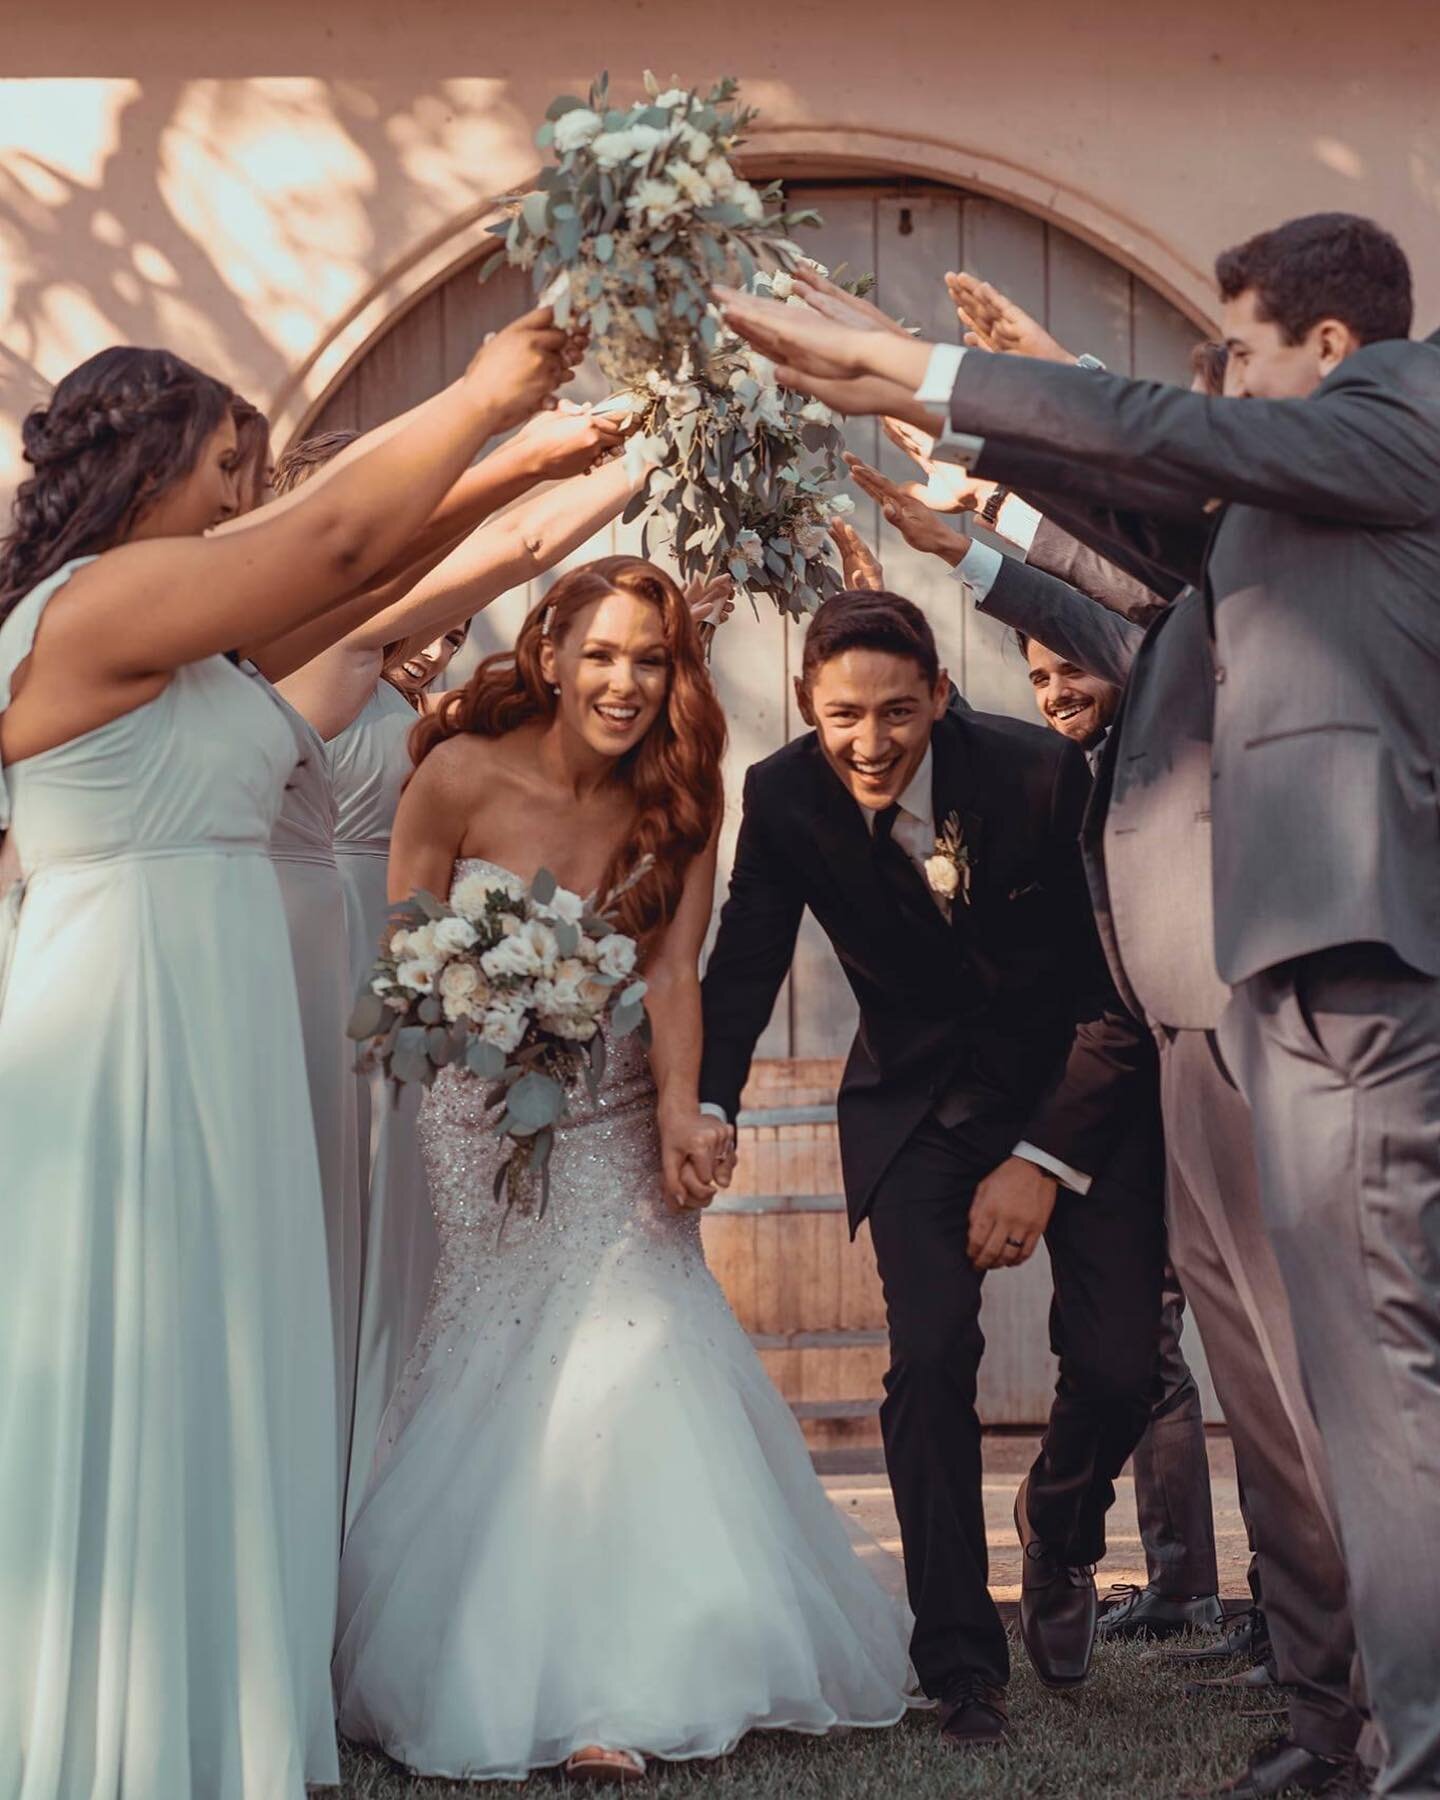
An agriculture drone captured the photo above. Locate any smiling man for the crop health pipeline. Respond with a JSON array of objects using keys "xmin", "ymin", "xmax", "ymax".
[
  {"xmin": 700, "ymin": 588, "xmax": 1164, "ymax": 1751},
  {"xmin": 1018, "ymin": 633, "xmax": 1120, "ymax": 760}
]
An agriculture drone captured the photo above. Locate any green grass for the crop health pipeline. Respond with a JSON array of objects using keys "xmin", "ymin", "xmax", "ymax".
[{"xmin": 337, "ymin": 1631, "xmax": 1276, "ymax": 1799}]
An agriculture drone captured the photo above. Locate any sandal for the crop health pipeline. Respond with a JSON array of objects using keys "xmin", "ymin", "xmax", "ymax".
[{"xmin": 564, "ymin": 1746, "xmax": 647, "ymax": 1783}]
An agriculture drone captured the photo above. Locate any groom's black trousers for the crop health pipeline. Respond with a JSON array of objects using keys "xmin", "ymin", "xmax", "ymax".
[{"xmin": 866, "ymin": 1111, "xmax": 1165, "ymax": 1697}]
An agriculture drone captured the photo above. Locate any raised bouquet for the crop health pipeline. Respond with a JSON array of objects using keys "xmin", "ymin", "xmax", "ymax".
[
  {"xmin": 490, "ymin": 72, "xmax": 856, "ymax": 619},
  {"xmin": 347, "ymin": 864, "xmax": 649, "ymax": 1217}
]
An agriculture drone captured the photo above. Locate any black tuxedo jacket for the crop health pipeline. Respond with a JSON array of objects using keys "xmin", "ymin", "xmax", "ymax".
[{"xmin": 699, "ymin": 706, "xmax": 1151, "ymax": 1231}]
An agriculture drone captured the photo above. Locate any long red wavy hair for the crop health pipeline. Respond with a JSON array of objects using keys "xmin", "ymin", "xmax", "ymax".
[{"xmin": 409, "ymin": 556, "xmax": 727, "ymax": 952}]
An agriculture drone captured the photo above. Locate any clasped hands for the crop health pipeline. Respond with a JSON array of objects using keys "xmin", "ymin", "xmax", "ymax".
[{"xmin": 660, "ymin": 1108, "xmax": 737, "ymax": 1214}]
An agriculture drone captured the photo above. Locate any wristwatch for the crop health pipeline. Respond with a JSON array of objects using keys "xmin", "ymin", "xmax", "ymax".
[{"xmin": 1075, "ymin": 353, "xmax": 1107, "ymax": 372}]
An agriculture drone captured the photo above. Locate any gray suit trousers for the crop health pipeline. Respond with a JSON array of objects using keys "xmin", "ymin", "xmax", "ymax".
[
  {"xmin": 1159, "ymin": 1028, "xmax": 1360, "ymax": 1758},
  {"xmin": 1223, "ymin": 946, "xmax": 1440, "ymax": 1799},
  {"xmin": 1130, "ymin": 1261, "xmax": 1218, "ymax": 1597}
]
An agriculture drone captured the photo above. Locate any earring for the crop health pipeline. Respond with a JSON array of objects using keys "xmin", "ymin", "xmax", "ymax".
[{"xmin": 551, "ymin": 683, "xmax": 561, "ymax": 695}]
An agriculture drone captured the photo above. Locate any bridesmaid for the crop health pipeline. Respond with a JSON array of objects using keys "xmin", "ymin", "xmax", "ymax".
[{"xmin": 0, "ymin": 318, "xmax": 571, "ymax": 1800}]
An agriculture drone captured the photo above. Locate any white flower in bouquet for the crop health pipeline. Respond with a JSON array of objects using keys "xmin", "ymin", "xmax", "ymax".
[
  {"xmin": 552, "ymin": 106, "xmax": 604, "ymax": 154},
  {"xmin": 480, "ymin": 999, "xmax": 529, "ymax": 1053},
  {"xmin": 769, "ymin": 270, "xmax": 796, "ymax": 299},
  {"xmin": 591, "ymin": 126, "xmax": 642, "ymax": 169},
  {"xmin": 734, "ymin": 529, "xmax": 765, "ymax": 570},
  {"xmin": 654, "ymin": 86, "xmax": 692, "ymax": 108},
  {"xmin": 827, "ymin": 492, "xmax": 856, "ymax": 517},
  {"xmin": 536, "ymin": 886, "xmax": 586, "ymax": 927},
  {"xmin": 432, "ymin": 915, "xmax": 479, "ymax": 955},
  {"xmin": 703, "ymin": 155, "xmax": 737, "ymax": 196},
  {"xmin": 793, "ymin": 519, "xmax": 829, "ymax": 558},
  {"xmin": 397, "ymin": 957, "xmax": 438, "ymax": 992},
  {"xmin": 482, "ymin": 916, "xmax": 560, "ymax": 980},
  {"xmin": 540, "ymin": 1007, "xmax": 600, "ymax": 1044},
  {"xmin": 730, "ymin": 180, "xmax": 766, "ymax": 224},
  {"xmin": 675, "ymin": 122, "xmax": 713, "ymax": 163},
  {"xmin": 371, "ymin": 973, "xmax": 394, "ymax": 993},
  {"xmin": 668, "ymin": 161, "xmax": 715, "ymax": 208},
  {"xmin": 800, "ymin": 397, "xmax": 834, "ymax": 426},
  {"xmin": 626, "ymin": 177, "xmax": 685, "ymax": 227},
  {"xmin": 438, "ymin": 960, "xmax": 489, "ymax": 1022},
  {"xmin": 595, "ymin": 932, "xmax": 639, "ymax": 980},
  {"xmin": 451, "ymin": 868, "xmax": 523, "ymax": 922}
]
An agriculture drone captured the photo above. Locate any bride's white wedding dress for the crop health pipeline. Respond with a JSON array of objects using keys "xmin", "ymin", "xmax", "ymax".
[{"xmin": 333, "ymin": 858, "xmax": 914, "ymax": 1779}]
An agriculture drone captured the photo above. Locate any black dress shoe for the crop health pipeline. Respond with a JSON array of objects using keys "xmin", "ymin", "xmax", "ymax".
[
  {"xmin": 1163, "ymin": 1605, "xmax": 1271, "ymax": 1666},
  {"xmin": 1097, "ymin": 1582, "xmax": 1224, "ymax": 1642},
  {"xmin": 1014, "ymin": 1477, "xmax": 1097, "ymax": 1688},
  {"xmin": 1193, "ymin": 1734, "xmax": 1361, "ymax": 1797},
  {"xmin": 938, "ymin": 1673, "xmax": 1009, "ymax": 1749}
]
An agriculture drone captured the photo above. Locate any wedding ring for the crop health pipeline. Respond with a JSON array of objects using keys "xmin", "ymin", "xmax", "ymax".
[{"xmin": 1005, "ymin": 1236, "xmax": 1025, "ymax": 1249}]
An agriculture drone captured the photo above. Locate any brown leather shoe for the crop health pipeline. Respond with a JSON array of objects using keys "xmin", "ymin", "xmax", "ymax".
[
  {"xmin": 1014, "ymin": 1475, "xmax": 1097, "ymax": 1688},
  {"xmin": 1188, "ymin": 1734, "xmax": 1363, "ymax": 1797},
  {"xmin": 938, "ymin": 1673, "xmax": 1009, "ymax": 1749}
]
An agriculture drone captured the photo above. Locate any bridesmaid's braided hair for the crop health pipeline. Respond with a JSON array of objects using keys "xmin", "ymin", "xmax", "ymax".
[
  {"xmin": 410, "ymin": 556, "xmax": 727, "ymax": 954},
  {"xmin": 0, "ymin": 346, "xmax": 235, "ymax": 623}
]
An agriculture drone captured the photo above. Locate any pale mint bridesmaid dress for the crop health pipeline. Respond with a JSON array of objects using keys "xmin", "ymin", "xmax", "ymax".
[
  {"xmin": 0, "ymin": 560, "xmax": 340, "ymax": 1800},
  {"xmin": 326, "ymin": 679, "xmax": 439, "ymax": 1532},
  {"xmin": 258, "ymin": 667, "xmax": 363, "ymax": 1509}
]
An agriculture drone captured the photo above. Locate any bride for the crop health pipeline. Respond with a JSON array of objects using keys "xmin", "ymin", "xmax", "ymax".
[{"xmin": 333, "ymin": 554, "xmax": 915, "ymax": 1782}]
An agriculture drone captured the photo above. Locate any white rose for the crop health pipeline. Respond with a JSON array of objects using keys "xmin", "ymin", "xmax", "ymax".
[
  {"xmin": 480, "ymin": 1000, "xmax": 529, "ymax": 1053},
  {"xmin": 793, "ymin": 521, "xmax": 828, "ymax": 558},
  {"xmin": 734, "ymin": 529, "xmax": 765, "ymax": 569},
  {"xmin": 432, "ymin": 915, "xmax": 479, "ymax": 955},
  {"xmin": 730, "ymin": 180, "xmax": 765, "ymax": 223},
  {"xmin": 668, "ymin": 161, "xmax": 714, "ymax": 208},
  {"xmin": 827, "ymin": 492, "xmax": 856, "ymax": 517},
  {"xmin": 591, "ymin": 127, "xmax": 638, "ymax": 169},
  {"xmin": 537, "ymin": 886, "xmax": 586, "ymax": 927},
  {"xmin": 626, "ymin": 177, "xmax": 683, "ymax": 227},
  {"xmin": 535, "ymin": 958, "xmax": 589, "ymax": 1014},
  {"xmin": 703, "ymin": 156, "xmax": 737, "ymax": 197},
  {"xmin": 438, "ymin": 961, "xmax": 488, "ymax": 1022},
  {"xmin": 625, "ymin": 123, "xmax": 668, "ymax": 165},
  {"xmin": 406, "ymin": 922, "xmax": 441, "ymax": 961},
  {"xmin": 800, "ymin": 398, "xmax": 834, "ymax": 426},
  {"xmin": 539, "ymin": 1008, "xmax": 600, "ymax": 1043},
  {"xmin": 388, "ymin": 927, "xmax": 414, "ymax": 958},
  {"xmin": 451, "ymin": 869, "xmax": 522, "ymax": 922},
  {"xmin": 924, "ymin": 855, "xmax": 960, "ymax": 899},
  {"xmin": 675, "ymin": 123, "xmax": 712, "ymax": 164},
  {"xmin": 553, "ymin": 107, "xmax": 604, "ymax": 154},
  {"xmin": 396, "ymin": 958, "xmax": 438, "ymax": 992},
  {"xmin": 655, "ymin": 87, "xmax": 691, "ymax": 108},
  {"xmin": 481, "ymin": 917, "xmax": 559, "ymax": 981},
  {"xmin": 769, "ymin": 271, "xmax": 796, "ymax": 299},
  {"xmin": 595, "ymin": 933, "xmax": 638, "ymax": 979}
]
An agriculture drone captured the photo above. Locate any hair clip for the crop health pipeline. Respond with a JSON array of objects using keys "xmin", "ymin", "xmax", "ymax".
[{"xmin": 540, "ymin": 603, "xmax": 556, "ymax": 638}]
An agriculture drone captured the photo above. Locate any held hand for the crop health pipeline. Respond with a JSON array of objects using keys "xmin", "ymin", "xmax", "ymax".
[
  {"xmin": 967, "ymin": 1156, "xmax": 1057, "ymax": 1270},
  {"xmin": 684, "ymin": 574, "xmax": 737, "ymax": 630},
  {"xmin": 944, "ymin": 273, "xmax": 1076, "ymax": 364},
  {"xmin": 844, "ymin": 456, "xmax": 972, "ymax": 565},
  {"xmin": 829, "ymin": 519, "xmax": 885, "ymax": 590},
  {"xmin": 510, "ymin": 405, "xmax": 627, "ymax": 480},
  {"xmin": 465, "ymin": 305, "xmax": 577, "ymax": 431},
  {"xmin": 660, "ymin": 1111, "xmax": 735, "ymax": 1213}
]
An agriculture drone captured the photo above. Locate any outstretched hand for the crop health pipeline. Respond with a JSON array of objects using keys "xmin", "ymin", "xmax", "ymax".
[
  {"xmin": 879, "ymin": 418, "xmax": 998, "ymax": 516},
  {"xmin": 465, "ymin": 305, "xmax": 582, "ymax": 431},
  {"xmin": 844, "ymin": 456, "xmax": 972, "ymax": 566},
  {"xmin": 829, "ymin": 519, "xmax": 885, "ymax": 590},
  {"xmin": 788, "ymin": 266, "xmax": 912, "ymax": 339},
  {"xmin": 944, "ymin": 273, "xmax": 1075, "ymax": 364}
]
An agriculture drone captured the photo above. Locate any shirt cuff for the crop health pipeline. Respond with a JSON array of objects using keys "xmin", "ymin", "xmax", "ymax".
[
  {"xmin": 951, "ymin": 537, "xmax": 1005, "ymax": 600},
  {"xmin": 699, "ymin": 1102, "xmax": 730, "ymax": 1125},
  {"xmin": 914, "ymin": 342, "xmax": 985, "ymax": 467},
  {"xmin": 1012, "ymin": 1139, "xmax": 1093, "ymax": 1197},
  {"xmin": 999, "ymin": 494, "xmax": 1044, "ymax": 554}
]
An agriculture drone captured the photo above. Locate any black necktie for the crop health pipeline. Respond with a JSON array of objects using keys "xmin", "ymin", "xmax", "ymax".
[{"xmin": 873, "ymin": 803, "xmax": 945, "ymax": 937}]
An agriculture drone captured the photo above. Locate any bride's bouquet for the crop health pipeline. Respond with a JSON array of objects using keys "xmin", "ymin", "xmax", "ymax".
[{"xmin": 347, "ymin": 865, "xmax": 649, "ymax": 1217}]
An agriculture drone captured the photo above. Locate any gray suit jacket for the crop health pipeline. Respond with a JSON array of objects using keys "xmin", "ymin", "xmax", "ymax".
[
  {"xmin": 953, "ymin": 338, "xmax": 1440, "ymax": 983},
  {"xmin": 978, "ymin": 553, "xmax": 1230, "ymax": 1029}
]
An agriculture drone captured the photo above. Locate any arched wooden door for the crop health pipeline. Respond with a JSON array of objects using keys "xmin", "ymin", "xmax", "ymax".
[{"xmin": 310, "ymin": 181, "xmax": 1218, "ymax": 1432}]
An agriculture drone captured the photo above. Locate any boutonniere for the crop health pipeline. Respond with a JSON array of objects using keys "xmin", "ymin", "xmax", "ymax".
[{"xmin": 923, "ymin": 811, "xmax": 973, "ymax": 907}]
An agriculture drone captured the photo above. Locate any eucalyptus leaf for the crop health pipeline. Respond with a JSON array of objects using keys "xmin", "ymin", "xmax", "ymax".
[
  {"xmin": 466, "ymin": 1038, "xmax": 508, "ymax": 1079},
  {"xmin": 554, "ymin": 920, "xmax": 580, "ymax": 957},
  {"xmin": 347, "ymin": 993, "xmax": 388, "ymax": 1040},
  {"xmin": 545, "ymin": 94, "xmax": 588, "ymax": 120},
  {"xmin": 507, "ymin": 1071, "xmax": 566, "ymax": 1133},
  {"xmin": 632, "ymin": 305, "xmax": 659, "ymax": 339},
  {"xmin": 530, "ymin": 867, "xmax": 558, "ymax": 906},
  {"xmin": 520, "ymin": 191, "xmax": 549, "ymax": 235}
]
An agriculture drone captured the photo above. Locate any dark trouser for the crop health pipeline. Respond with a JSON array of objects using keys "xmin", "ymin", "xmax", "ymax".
[
  {"xmin": 1159, "ymin": 1026, "xmax": 1360, "ymax": 1759},
  {"xmin": 1130, "ymin": 1259, "xmax": 1219, "ymax": 1597},
  {"xmin": 866, "ymin": 1113, "xmax": 1164, "ymax": 1698},
  {"xmin": 1222, "ymin": 946, "xmax": 1440, "ymax": 1799}
]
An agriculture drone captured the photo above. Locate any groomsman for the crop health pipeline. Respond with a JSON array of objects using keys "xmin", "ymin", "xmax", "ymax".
[
  {"xmin": 700, "ymin": 590, "xmax": 1165, "ymax": 1749},
  {"xmin": 716, "ymin": 214, "xmax": 1440, "ymax": 1795}
]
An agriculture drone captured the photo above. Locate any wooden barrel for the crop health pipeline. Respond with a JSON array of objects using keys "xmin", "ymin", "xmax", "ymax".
[{"xmin": 701, "ymin": 1059, "xmax": 1224, "ymax": 1451}]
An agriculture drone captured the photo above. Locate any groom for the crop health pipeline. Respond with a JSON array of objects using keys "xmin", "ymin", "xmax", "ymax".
[{"xmin": 699, "ymin": 589, "xmax": 1164, "ymax": 1748}]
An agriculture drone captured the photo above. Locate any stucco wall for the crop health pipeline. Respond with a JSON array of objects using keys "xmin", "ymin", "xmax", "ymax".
[{"xmin": 3, "ymin": 0, "xmax": 1437, "ymax": 496}]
